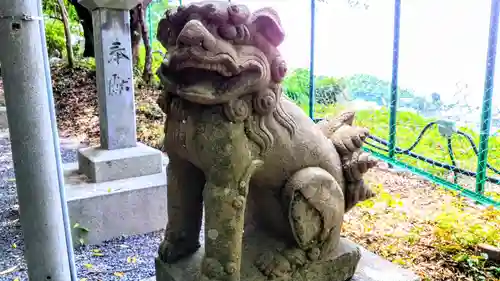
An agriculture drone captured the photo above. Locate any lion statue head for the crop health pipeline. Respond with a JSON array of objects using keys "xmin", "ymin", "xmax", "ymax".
[
  {"xmin": 156, "ymin": 1, "xmax": 298, "ymax": 155},
  {"xmin": 156, "ymin": 1, "xmax": 289, "ymax": 104}
]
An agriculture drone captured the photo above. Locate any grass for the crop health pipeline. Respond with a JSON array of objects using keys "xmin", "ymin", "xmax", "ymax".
[{"xmin": 314, "ymin": 104, "xmax": 500, "ymax": 194}]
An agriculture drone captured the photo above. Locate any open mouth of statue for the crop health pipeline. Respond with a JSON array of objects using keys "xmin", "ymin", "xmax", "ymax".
[
  {"xmin": 160, "ymin": 55, "xmax": 262, "ymax": 105},
  {"xmin": 175, "ymin": 67, "xmax": 238, "ymax": 87}
]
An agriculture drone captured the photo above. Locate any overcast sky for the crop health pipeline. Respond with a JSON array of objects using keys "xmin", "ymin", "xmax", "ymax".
[{"xmin": 179, "ymin": 0, "xmax": 499, "ymax": 108}]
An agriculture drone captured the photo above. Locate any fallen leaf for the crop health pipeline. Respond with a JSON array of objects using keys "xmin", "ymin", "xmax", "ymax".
[{"xmin": 0, "ymin": 265, "xmax": 18, "ymax": 275}]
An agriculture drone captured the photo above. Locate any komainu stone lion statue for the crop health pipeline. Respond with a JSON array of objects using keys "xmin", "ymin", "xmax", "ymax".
[{"xmin": 154, "ymin": 2, "xmax": 377, "ymax": 281}]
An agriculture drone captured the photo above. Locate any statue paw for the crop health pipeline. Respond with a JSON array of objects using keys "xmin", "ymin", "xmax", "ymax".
[
  {"xmin": 199, "ymin": 257, "xmax": 238, "ymax": 281},
  {"xmin": 331, "ymin": 126, "xmax": 369, "ymax": 156},
  {"xmin": 255, "ymin": 248, "xmax": 307, "ymax": 279},
  {"xmin": 158, "ymin": 237, "xmax": 201, "ymax": 263}
]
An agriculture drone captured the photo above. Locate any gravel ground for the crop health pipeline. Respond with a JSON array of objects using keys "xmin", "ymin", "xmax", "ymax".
[{"xmin": 0, "ymin": 135, "xmax": 163, "ymax": 281}]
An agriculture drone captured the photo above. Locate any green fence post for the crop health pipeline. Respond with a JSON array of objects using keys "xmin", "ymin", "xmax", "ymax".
[
  {"xmin": 308, "ymin": 0, "xmax": 316, "ymax": 120},
  {"xmin": 476, "ymin": 0, "xmax": 500, "ymax": 195},
  {"xmin": 388, "ymin": 0, "xmax": 401, "ymax": 159}
]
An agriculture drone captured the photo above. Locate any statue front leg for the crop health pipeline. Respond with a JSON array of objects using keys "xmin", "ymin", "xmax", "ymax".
[
  {"xmin": 256, "ymin": 167, "xmax": 345, "ymax": 280},
  {"xmin": 159, "ymin": 154, "xmax": 205, "ymax": 263},
  {"xmin": 200, "ymin": 155, "xmax": 262, "ymax": 281}
]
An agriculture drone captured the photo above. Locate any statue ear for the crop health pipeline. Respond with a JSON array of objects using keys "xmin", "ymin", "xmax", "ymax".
[{"xmin": 251, "ymin": 7, "xmax": 285, "ymax": 47}]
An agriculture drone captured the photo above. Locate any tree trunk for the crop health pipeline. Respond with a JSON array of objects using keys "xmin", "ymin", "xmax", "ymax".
[
  {"xmin": 70, "ymin": 0, "xmax": 95, "ymax": 57},
  {"xmin": 130, "ymin": 7, "xmax": 142, "ymax": 66},
  {"xmin": 57, "ymin": 0, "xmax": 74, "ymax": 68},
  {"xmin": 138, "ymin": 5, "xmax": 152, "ymax": 83}
]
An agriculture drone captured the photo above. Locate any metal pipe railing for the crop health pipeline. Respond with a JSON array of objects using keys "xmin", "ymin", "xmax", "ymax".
[
  {"xmin": 36, "ymin": 0, "xmax": 78, "ymax": 279},
  {"xmin": 308, "ymin": 0, "xmax": 316, "ymax": 120},
  {"xmin": 387, "ymin": 0, "xmax": 401, "ymax": 160}
]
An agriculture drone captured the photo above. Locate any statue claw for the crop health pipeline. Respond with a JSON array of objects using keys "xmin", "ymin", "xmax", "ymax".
[{"xmin": 255, "ymin": 251, "xmax": 292, "ymax": 279}]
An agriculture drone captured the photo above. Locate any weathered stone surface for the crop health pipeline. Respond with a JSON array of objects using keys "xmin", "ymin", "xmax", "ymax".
[
  {"xmin": 477, "ymin": 243, "xmax": 500, "ymax": 262},
  {"xmin": 153, "ymin": 2, "xmax": 379, "ymax": 281},
  {"xmin": 91, "ymin": 7, "xmax": 137, "ymax": 150},
  {"xmin": 153, "ymin": 230, "xmax": 420, "ymax": 281},
  {"xmin": 156, "ymin": 231, "xmax": 361, "ymax": 281},
  {"xmin": 77, "ymin": 142, "xmax": 163, "ymax": 183},
  {"xmin": 64, "ymin": 159, "xmax": 168, "ymax": 245},
  {"xmin": 352, "ymin": 246, "xmax": 420, "ymax": 281}
]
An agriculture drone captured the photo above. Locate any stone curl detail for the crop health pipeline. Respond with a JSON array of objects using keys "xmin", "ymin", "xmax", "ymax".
[
  {"xmin": 253, "ymin": 90, "xmax": 277, "ymax": 116},
  {"xmin": 223, "ymin": 99, "xmax": 250, "ymax": 122},
  {"xmin": 271, "ymin": 57, "xmax": 287, "ymax": 83}
]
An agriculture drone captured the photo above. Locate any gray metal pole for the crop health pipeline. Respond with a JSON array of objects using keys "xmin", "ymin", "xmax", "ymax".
[
  {"xmin": 36, "ymin": 0, "xmax": 78, "ymax": 279},
  {"xmin": 0, "ymin": 0, "xmax": 72, "ymax": 280}
]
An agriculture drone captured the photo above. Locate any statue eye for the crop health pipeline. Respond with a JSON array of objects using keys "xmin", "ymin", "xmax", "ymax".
[{"xmin": 218, "ymin": 24, "xmax": 237, "ymax": 40}]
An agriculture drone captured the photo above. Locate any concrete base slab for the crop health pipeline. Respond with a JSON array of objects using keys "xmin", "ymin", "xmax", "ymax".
[
  {"xmin": 152, "ymin": 230, "xmax": 420, "ymax": 281},
  {"xmin": 0, "ymin": 107, "xmax": 8, "ymax": 130},
  {"xmin": 352, "ymin": 245, "xmax": 420, "ymax": 281},
  {"xmin": 64, "ymin": 161, "xmax": 168, "ymax": 245},
  {"xmin": 78, "ymin": 142, "xmax": 163, "ymax": 183}
]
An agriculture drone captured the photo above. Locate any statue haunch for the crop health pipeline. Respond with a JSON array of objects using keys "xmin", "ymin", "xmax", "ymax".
[{"xmin": 155, "ymin": 2, "xmax": 377, "ymax": 280}]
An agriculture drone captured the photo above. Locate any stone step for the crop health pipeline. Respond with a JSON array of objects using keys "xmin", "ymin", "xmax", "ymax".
[
  {"xmin": 77, "ymin": 143, "xmax": 164, "ymax": 183},
  {"xmin": 152, "ymin": 232, "xmax": 420, "ymax": 281},
  {"xmin": 64, "ymin": 161, "xmax": 168, "ymax": 246}
]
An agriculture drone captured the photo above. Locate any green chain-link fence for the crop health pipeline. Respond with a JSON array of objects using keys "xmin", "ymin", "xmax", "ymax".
[
  {"xmin": 147, "ymin": 0, "xmax": 500, "ymax": 208},
  {"xmin": 307, "ymin": 0, "xmax": 500, "ymax": 208}
]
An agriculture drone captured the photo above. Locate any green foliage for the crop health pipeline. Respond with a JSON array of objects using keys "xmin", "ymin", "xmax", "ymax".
[
  {"xmin": 318, "ymin": 106, "xmax": 500, "ymax": 180},
  {"xmin": 338, "ymin": 73, "xmax": 431, "ymax": 111},
  {"xmin": 43, "ymin": 0, "xmax": 79, "ymax": 21},
  {"xmin": 44, "ymin": 19, "xmax": 67, "ymax": 57},
  {"xmin": 282, "ymin": 68, "xmax": 345, "ymax": 110},
  {"xmin": 283, "ymin": 68, "xmax": 311, "ymax": 106},
  {"xmin": 147, "ymin": 0, "xmax": 171, "ymax": 40},
  {"xmin": 43, "ymin": 0, "xmax": 83, "ymax": 57},
  {"xmin": 281, "ymin": 69, "xmax": 436, "ymax": 115},
  {"xmin": 352, "ymin": 182, "xmax": 500, "ymax": 280},
  {"xmin": 343, "ymin": 73, "xmax": 415, "ymax": 99},
  {"xmin": 75, "ymin": 58, "xmax": 96, "ymax": 70},
  {"xmin": 283, "ymin": 68, "xmax": 499, "ymax": 185},
  {"xmin": 433, "ymin": 199, "xmax": 500, "ymax": 280},
  {"xmin": 135, "ymin": 40, "xmax": 167, "ymax": 86}
]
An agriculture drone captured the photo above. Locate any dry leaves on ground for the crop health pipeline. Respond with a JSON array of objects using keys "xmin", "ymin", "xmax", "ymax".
[
  {"xmin": 51, "ymin": 64, "xmax": 165, "ymax": 148},
  {"xmin": 343, "ymin": 168, "xmax": 500, "ymax": 281}
]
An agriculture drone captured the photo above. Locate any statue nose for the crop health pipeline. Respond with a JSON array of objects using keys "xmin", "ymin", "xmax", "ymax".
[{"xmin": 177, "ymin": 20, "xmax": 207, "ymax": 47}]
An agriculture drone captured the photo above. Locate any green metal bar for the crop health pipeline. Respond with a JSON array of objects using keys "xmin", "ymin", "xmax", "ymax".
[
  {"xmin": 446, "ymin": 137, "xmax": 458, "ymax": 184},
  {"xmin": 476, "ymin": 0, "xmax": 500, "ymax": 194},
  {"xmin": 388, "ymin": 0, "xmax": 401, "ymax": 159},
  {"xmin": 308, "ymin": 0, "xmax": 316, "ymax": 119},
  {"xmin": 364, "ymin": 147, "xmax": 500, "ymax": 208}
]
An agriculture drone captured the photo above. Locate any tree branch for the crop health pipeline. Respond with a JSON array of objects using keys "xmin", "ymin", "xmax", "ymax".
[{"xmin": 56, "ymin": 0, "xmax": 74, "ymax": 68}]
